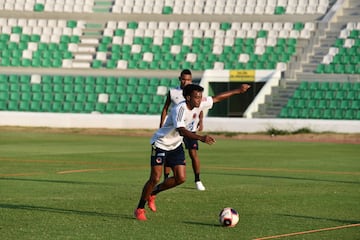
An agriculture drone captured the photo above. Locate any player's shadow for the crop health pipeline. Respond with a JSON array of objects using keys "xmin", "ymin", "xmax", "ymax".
[{"xmin": 0, "ymin": 203, "xmax": 134, "ymax": 219}]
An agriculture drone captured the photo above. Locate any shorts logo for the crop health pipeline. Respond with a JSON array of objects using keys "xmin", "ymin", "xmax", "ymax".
[{"xmin": 156, "ymin": 157, "xmax": 162, "ymax": 164}]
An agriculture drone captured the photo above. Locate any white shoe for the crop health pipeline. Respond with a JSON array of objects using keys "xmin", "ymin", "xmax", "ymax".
[{"xmin": 195, "ymin": 181, "xmax": 206, "ymax": 191}]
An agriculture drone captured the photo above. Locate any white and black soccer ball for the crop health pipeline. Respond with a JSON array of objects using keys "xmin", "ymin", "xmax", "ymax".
[{"xmin": 219, "ymin": 207, "xmax": 239, "ymax": 227}]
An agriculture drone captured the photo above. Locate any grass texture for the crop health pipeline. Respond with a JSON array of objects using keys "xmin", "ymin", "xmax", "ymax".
[{"xmin": 0, "ymin": 129, "xmax": 359, "ymax": 240}]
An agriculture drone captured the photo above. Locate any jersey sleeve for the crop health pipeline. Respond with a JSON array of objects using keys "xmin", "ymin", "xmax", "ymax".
[
  {"xmin": 173, "ymin": 103, "xmax": 187, "ymax": 128},
  {"xmin": 199, "ymin": 96, "xmax": 214, "ymax": 110}
]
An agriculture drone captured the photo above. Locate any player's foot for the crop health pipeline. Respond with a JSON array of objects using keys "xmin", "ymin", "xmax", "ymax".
[
  {"xmin": 195, "ymin": 181, "xmax": 206, "ymax": 191},
  {"xmin": 148, "ymin": 195, "xmax": 157, "ymax": 212},
  {"xmin": 134, "ymin": 208, "xmax": 147, "ymax": 221}
]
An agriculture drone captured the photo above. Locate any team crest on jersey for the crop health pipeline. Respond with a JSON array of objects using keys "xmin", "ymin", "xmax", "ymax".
[{"xmin": 193, "ymin": 113, "xmax": 197, "ymax": 119}]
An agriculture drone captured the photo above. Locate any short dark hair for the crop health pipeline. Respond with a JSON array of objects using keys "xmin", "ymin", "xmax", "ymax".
[
  {"xmin": 183, "ymin": 84, "xmax": 204, "ymax": 98},
  {"xmin": 180, "ymin": 69, "xmax": 192, "ymax": 76}
]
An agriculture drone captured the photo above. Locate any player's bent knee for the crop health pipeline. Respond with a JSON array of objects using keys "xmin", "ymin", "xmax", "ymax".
[{"xmin": 175, "ymin": 176, "xmax": 186, "ymax": 185}]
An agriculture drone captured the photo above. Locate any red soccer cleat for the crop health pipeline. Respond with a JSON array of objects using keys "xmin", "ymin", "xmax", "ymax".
[
  {"xmin": 148, "ymin": 195, "xmax": 157, "ymax": 212},
  {"xmin": 134, "ymin": 208, "xmax": 147, "ymax": 221}
]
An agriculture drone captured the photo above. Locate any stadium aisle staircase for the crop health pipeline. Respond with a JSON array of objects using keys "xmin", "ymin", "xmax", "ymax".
[{"xmin": 315, "ymin": 22, "xmax": 360, "ymax": 74}]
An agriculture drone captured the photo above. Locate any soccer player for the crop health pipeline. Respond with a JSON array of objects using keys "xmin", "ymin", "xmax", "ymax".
[
  {"xmin": 160, "ymin": 69, "xmax": 206, "ymax": 191},
  {"xmin": 134, "ymin": 83, "xmax": 250, "ymax": 221}
]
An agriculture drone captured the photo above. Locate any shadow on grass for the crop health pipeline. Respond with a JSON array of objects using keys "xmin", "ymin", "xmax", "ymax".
[
  {"xmin": 276, "ymin": 213, "xmax": 360, "ymax": 225},
  {"xmin": 0, "ymin": 177, "xmax": 114, "ymax": 185},
  {"xmin": 183, "ymin": 221, "xmax": 221, "ymax": 227},
  {"xmin": 0, "ymin": 203, "xmax": 134, "ymax": 219},
  {"xmin": 207, "ymin": 172, "xmax": 360, "ymax": 185}
]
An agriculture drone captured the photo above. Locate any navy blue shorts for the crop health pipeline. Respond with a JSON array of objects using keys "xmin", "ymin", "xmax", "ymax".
[
  {"xmin": 183, "ymin": 135, "xmax": 199, "ymax": 150},
  {"xmin": 151, "ymin": 144, "xmax": 186, "ymax": 167}
]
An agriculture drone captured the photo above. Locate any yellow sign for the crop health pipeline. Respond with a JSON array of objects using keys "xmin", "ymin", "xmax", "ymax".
[{"xmin": 229, "ymin": 70, "xmax": 255, "ymax": 81}]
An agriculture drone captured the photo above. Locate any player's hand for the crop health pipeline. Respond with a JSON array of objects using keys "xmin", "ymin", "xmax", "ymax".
[
  {"xmin": 201, "ymin": 135, "xmax": 216, "ymax": 145},
  {"xmin": 239, "ymin": 84, "xmax": 251, "ymax": 93}
]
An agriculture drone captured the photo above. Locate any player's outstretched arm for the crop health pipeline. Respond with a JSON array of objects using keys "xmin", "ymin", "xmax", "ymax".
[
  {"xmin": 177, "ymin": 127, "xmax": 215, "ymax": 145},
  {"xmin": 212, "ymin": 84, "xmax": 251, "ymax": 103}
]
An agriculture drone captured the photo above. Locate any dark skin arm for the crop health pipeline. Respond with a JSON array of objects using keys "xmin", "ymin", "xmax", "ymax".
[
  {"xmin": 212, "ymin": 84, "xmax": 251, "ymax": 103},
  {"xmin": 197, "ymin": 111, "xmax": 203, "ymax": 131},
  {"xmin": 177, "ymin": 127, "xmax": 215, "ymax": 145},
  {"xmin": 159, "ymin": 91, "xmax": 171, "ymax": 128}
]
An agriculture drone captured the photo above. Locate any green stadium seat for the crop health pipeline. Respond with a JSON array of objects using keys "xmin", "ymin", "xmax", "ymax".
[
  {"xmin": 0, "ymin": 92, "xmax": 9, "ymax": 101},
  {"xmin": 153, "ymin": 95, "xmax": 165, "ymax": 104},
  {"xmin": 30, "ymin": 101, "xmax": 41, "ymax": 111},
  {"xmin": 83, "ymin": 103, "xmax": 94, "ymax": 112},
  {"xmin": 76, "ymin": 93, "xmax": 87, "ymax": 102},
  {"xmin": 309, "ymin": 109, "xmax": 321, "ymax": 119},
  {"xmin": 73, "ymin": 103, "xmax": 84, "ymax": 112},
  {"xmin": 40, "ymin": 91, "xmax": 51, "ymax": 101},
  {"xmin": 40, "ymin": 101, "xmax": 51, "ymax": 112},
  {"xmin": 324, "ymin": 91, "xmax": 334, "ymax": 99},
  {"xmin": 148, "ymin": 104, "xmax": 161, "ymax": 114},
  {"xmin": 105, "ymin": 103, "xmax": 116, "ymax": 113},
  {"xmin": 119, "ymin": 95, "xmax": 130, "ymax": 103},
  {"xmin": 115, "ymin": 85, "xmax": 126, "ymax": 94},
  {"xmin": 333, "ymin": 109, "xmax": 344, "ymax": 119},
  {"xmin": 126, "ymin": 103, "xmax": 137, "ymax": 113},
  {"xmin": 328, "ymin": 100, "xmax": 339, "ymax": 109},
  {"xmin": 288, "ymin": 108, "xmax": 300, "ymax": 118},
  {"xmin": 279, "ymin": 108, "xmax": 289, "ymax": 118},
  {"xmin": 10, "ymin": 92, "xmax": 20, "ymax": 101},
  {"xmin": 65, "ymin": 94, "xmax": 76, "ymax": 102},
  {"xmin": 54, "ymin": 93, "xmax": 65, "ymax": 102},
  {"xmin": 136, "ymin": 85, "xmax": 147, "ymax": 94},
  {"xmin": 62, "ymin": 102, "xmax": 72, "ymax": 112},
  {"xmin": 31, "ymin": 92, "xmax": 42, "ymax": 102},
  {"xmin": 350, "ymin": 100, "xmax": 359, "ymax": 109},
  {"xmin": 340, "ymin": 100, "xmax": 350, "ymax": 109},
  {"xmin": 21, "ymin": 93, "xmax": 31, "ymax": 101},
  {"xmin": 344, "ymin": 109, "xmax": 354, "ymax": 119},
  {"xmin": 318, "ymin": 82, "xmax": 330, "ymax": 90},
  {"xmin": 322, "ymin": 109, "xmax": 332, "ymax": 119},
  {"xmin": 105, "ymin": 85, "xmax": 116, "ymax": 94},
  {"xmin": 317, "ymin": 99, "xmax": 328, "ymax": 109},
  {"xmin": 126, "ymin": 85, "xmax": 136, "ymax": 94},
  {"xmin": 141, "ymin": 95, "xmax": 152, "ymax": 104},
  {"xmin": 116, "ymin": 104, "xmax": 126, "ymax": 113},
  {"xmin": 137, "ymin": 103, "xmax": 148, "ymax": 114},
  {"xmin": 313, "ymin": 91, "xmax": 324, "ymax": 100},
  {"xmin": 86, "ymin": 94, "xmax": 97, "ymax": 102},
  {"xmin": 130, "ymin": 95, "xmax": 142, "ymax": 103},
  {"xmin": 95, "ymin": 103, "xmax": 106, "ymax": 112}
]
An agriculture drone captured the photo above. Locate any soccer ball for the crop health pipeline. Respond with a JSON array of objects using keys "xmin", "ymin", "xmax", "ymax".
[{"xmin": 219, "ymin": 207, "xmax": 239, "ymax": 227}]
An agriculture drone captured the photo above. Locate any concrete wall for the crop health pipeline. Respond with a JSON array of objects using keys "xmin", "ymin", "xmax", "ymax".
[{"xmin": 1, "ymin": 111, "xmax": 359, "ymax": 133}]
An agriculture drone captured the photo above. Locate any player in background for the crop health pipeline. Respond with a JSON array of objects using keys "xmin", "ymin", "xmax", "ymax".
[
  {"xmin": 135, "ymin": 83, "xmax": 250, "ymax": 221},
  {"xmin": 160, "ymin": 69, "xmax": 206, "ymax": 191}
]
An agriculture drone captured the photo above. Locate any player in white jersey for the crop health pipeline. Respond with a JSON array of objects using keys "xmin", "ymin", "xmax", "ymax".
[
  {"xmin": 135, "ymin": 83, "xmax": 251, "ymax": 221},
  {"xmin": 160, "ymin": 69, "xmax": 207, "ymax": 191}
]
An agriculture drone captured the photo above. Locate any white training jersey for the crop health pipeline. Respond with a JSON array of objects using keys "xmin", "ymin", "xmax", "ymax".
[
  {"xmin": 151, "ymin": 97, "xmax": 214, "ymax": 150},
  {"xmin": 169, "ymin": 87, "xmax": 185, "ymax": 105},
  {"xmin": 169, "ymin": 87, "xmax": 213, "ymax": 132}
]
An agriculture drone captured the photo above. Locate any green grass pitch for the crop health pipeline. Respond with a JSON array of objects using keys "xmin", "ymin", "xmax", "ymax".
[{"xmin": 0, "ymin": 128, "xmax": 359, "ymax": 240}]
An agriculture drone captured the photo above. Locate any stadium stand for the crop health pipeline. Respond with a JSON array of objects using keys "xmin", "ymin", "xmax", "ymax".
[{"xmin": 0, "ymin": 0, "xmax": 359, "ymax": 121}]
